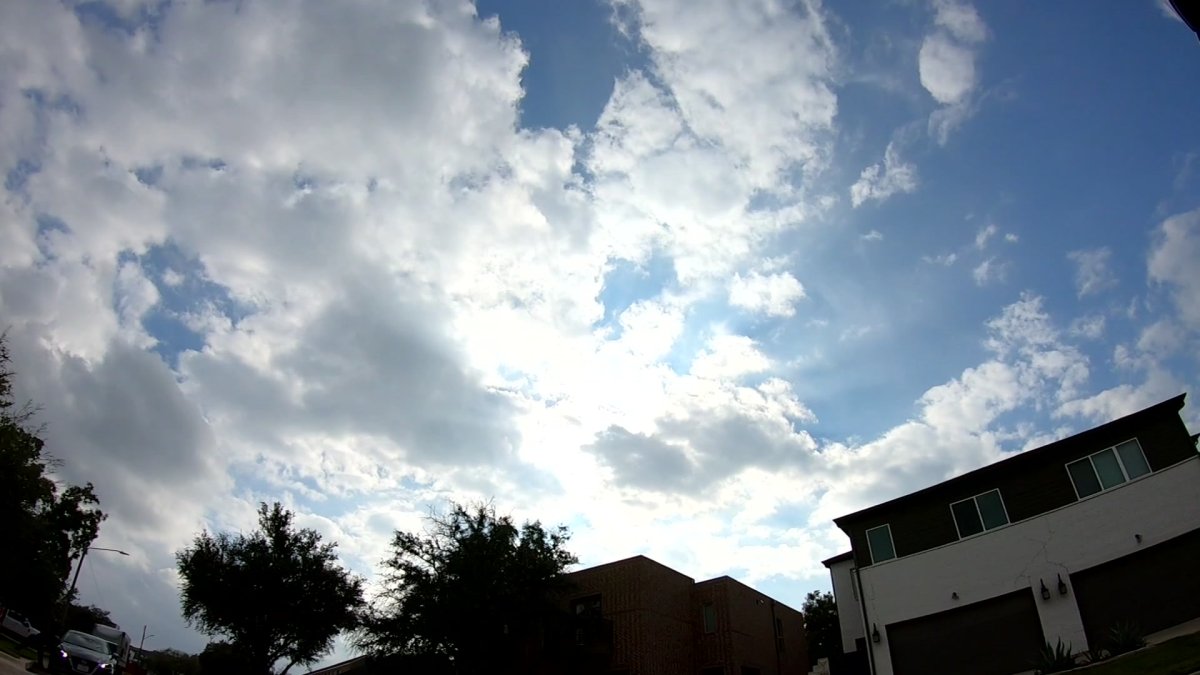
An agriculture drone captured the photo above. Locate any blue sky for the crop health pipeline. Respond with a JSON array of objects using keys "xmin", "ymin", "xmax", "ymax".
[{"xmin": 1, "ymin": 0, "xmax": 1198, "ymax": 665}]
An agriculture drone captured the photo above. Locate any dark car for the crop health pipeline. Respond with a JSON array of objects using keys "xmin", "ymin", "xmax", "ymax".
[{"xmin": 52, "ymin": 630, "xmax": 116, "ymax": 674}]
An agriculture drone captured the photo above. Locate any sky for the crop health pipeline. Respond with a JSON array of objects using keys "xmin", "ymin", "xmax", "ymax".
[{"xmin": 1, "ymin": 0, "xmax": 1199, "ymax": 666}]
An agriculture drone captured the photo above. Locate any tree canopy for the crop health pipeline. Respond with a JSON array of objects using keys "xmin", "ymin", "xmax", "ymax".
[
  {"xmin": 0, "ymin": 334, "xmax": 105, "ymax": 629},
  {"xmin": 355, "ymin": 502, "xmax": 578, "ymax": 674},
  {"xmin": 802, "ymin": 589, "xmax": 841, "ymax": 662},
  {"xmin": 176, "ymin": 502, "xmax": 365, "ymax": 675}
]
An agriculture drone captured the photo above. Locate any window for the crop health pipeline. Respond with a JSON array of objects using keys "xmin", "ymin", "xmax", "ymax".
[
  {"xmin": 950, "ymin": 489, "xmax": 1010, "ymax": 538},
  {"xmin": 866, "ymin": 524, "xmax": 895, "ymax": 564},
  {"xmin": 573, "ymin": 594, "xmax": 602, "ymax": 618},
  {"xmin": 702, "ymin": 603, "xmax": 717, "ymax": 633},
  {"xmin": 849, "ymin": 568, "xmax": 859, "ymax": 600},
  {"xmin": 1067, "ymin": 439, "xmax": 1151, "ymax": 499}
]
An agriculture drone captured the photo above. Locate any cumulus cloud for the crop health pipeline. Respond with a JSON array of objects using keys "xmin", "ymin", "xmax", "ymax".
[
  {"xmin": 813, "ymin": 294, "xmax": 1091, "ymax": 522},
  {"xmin": 1, "ymin": 0, "xmax": 1193, "ymax": 661},
  {"xmin": 918, "ymin": 0, "xmax": 988, "ymax": 143},
  {"xmin": 729, "ymin": 270, "xmax": 807, "ymax": 317},
  {"xmin": 919, "ymin": 34, "xmax": 978, "ymax": 105},
  {"xmin": 1149, "ymin": 208, "xmax": 1200, "ymax": 328},
  {"xmin": 850, "ymin": 142, "xmax": 919, "ymax": 207}
]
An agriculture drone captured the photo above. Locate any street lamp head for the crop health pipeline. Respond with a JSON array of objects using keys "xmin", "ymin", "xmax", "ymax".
[{"xmin": 89, "ymin": 546, "xmax": 131, "ymax": 556}]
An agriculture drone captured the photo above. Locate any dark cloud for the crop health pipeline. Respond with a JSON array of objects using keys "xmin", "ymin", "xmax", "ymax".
[
  {"xmin": 182, "ymin": 270, "xmax": 521, "ymax": 471},
  {"xmin": 586, "ymin": 425, "xmax": 695, "ymax": 490}
]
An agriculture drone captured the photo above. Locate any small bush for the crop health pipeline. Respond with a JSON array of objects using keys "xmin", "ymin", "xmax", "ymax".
[
  {"xmin": 1107, "ymin": 621, "xmax": 1146, "ymax": 656},
  {"xmin": 1033, "ymin": 638, "xmax": 1076, "ymax": 674}
]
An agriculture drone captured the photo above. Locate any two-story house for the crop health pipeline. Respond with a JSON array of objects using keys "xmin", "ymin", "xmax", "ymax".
[{"xmin": 824, "ymin": 394, "xmax": 1199, "ymax": 675}]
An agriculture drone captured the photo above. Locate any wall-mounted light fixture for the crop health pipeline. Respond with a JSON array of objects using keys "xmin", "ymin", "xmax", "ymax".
[
  {"xmin": 951, "ymin": 592, "xmax": 959, "ymax": 600},
  {"xmin": 1057, "ymin": 574, "xmax": 1068, "ymax": 596},
  {"xmin": 1135, "ymin": 533, "xmax": 1143, "ymax": 544},
  {"xmin": 1040, "ymin": 579, "xmax": 1051, "ymax": 601},
  {"xmin": 872, "ymin": 624, "xmax": 881, "ymax": 643}
]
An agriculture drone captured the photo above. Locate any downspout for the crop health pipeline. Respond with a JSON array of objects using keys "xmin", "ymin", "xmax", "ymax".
[
  {"xmin": 770, "ymin": 598, "xmax": 782, "ymax": 675},
  {"xmin": 854, "ymin": 566, "xmax": 878, "ymax": 675}
]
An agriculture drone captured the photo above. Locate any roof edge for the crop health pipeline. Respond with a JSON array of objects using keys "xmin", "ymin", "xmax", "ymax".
[
  {"xmin": 832, "ymin": 393, "xmax": 1187, "ymax": 529},
  {"xmin": 821, "ymin": 551, "xmax": 854, "ymax": 567}
]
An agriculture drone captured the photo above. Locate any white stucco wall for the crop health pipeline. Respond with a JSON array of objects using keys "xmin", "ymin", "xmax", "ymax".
[
  {"xmin": 859, "ymin": 456, "xmax": 1200, "ymax": 675},
  {"xmin": 828, "ymin": 558, "xmax": 866, "ymax": 653}
]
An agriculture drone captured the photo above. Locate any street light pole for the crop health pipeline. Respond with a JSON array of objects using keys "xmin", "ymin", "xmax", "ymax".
[
  {"xmin": 62, "ymin": 546, "xmax": 130, "ymax": 623},
  {"xmin": 139, "ymin": 625, "xmax": 154, "ymax": 652}
]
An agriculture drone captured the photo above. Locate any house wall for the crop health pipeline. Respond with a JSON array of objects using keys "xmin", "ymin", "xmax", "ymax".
[
  {"xmin": 697, "ymin": 577, "xmax": 807, "ymax": 675},
  {"xmin": 859, "ymin": 455, "xmax": 1200, "ymax": 675},
  {"xmin": 567, "ymin": 556, "xmax": 695, "ymax": 675},
  {"xmin": 841, "ymin": 406, "xmax": 1195, "ymax": 569},
  {"xmin": 827, "ymin": 559, "xmax": 864, "ymax": 655}
]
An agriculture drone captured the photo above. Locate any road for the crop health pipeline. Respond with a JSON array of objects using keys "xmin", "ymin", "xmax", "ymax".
[{"xmin": 0, "ymin": 651, "xmax": 28, "ymax": 675}]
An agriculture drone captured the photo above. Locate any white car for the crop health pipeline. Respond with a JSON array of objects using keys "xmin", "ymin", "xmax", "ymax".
[{"xmin": 0, "ymin": 609, "xmax": 40, "ymax": 640}]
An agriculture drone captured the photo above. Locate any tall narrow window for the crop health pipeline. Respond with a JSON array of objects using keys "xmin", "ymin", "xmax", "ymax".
[
  {"xmin": 950, "ymin": 489, "xmax": 1009, "ymax": 539},
  {"xmin": 1067, "ymin": 439, "xmax": 1151, "ymax": 499},
  {"xmin": 703, "ymin": 603, "xmax": 717, "ymax": 634},
  {"xmin": 865, "ymin": 524, "xmax": 895, "ymax": 564}
]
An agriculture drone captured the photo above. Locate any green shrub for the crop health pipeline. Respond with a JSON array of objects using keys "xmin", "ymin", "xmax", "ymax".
[
  {"xmin": 1033, "ymin": 638, "xmax": 1076, "ymax": 674},
  {"xmin": 1107, "ymin": 621, "xmax": 1146, "ymax": 656}
]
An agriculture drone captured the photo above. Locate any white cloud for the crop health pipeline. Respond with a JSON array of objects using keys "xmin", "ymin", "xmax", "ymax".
[
  {"xmin": 972, "ymin": 256, "xmax": 1008, "ymax": 285},
  {"xmin": 1, "ymin": 1, "xmax": 1193, "ymax": 661},
  {"xmin": 1068, "ymin": 247, "xmax": 1118, "ymax": 297},
  {"xmin": 850, "ymin": 142, "xmax": 919, "ymax": 207},
  {"xmin": 975, "ymin": 223, "xmax": 998, "ymax": 249},
  {"xmin": 1069, "ymin": 314, "xmax": 1106, "ymax": 340},
  {"xmin": 813, "ymin": 295, "xmax": 1090, "ymax": 522},
  {"xmin": 1149, "ymin": 208, "xmax": 1200, "ymax": 329},
  {"xmin": 614, "ymin": 0, "xmax": 839, "ymax": 187},
  {"xmin": 161, "ymin": 268, "xmax": 185, "ymax": 287},
  {"xmin": 729, "ymin": 270, "xmax": 807, "ymax": 317},
  {"xmin": 691, "ymin": 334, "xmax": 772, "ymax": 381},
  {"xmin": 919, "ymin": 34, "xmax": 978, "ymax": 105},
  {"xmin": 924, "ymin": 252, "xmax": 958, "ymax": 266},
  {"xmin": 918, "ymin": 0, "xmax": 988, "ymax": 143}
]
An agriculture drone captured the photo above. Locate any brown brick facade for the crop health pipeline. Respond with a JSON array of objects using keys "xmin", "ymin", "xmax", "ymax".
[{"xmin": 561, "ymin": 556, "xmax": 809, "ymax": 675}]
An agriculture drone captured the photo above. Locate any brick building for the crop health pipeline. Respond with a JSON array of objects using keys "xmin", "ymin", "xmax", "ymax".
[{"xmin": 559, "ymin": 555, "xmax": 809, "ymax": 675}]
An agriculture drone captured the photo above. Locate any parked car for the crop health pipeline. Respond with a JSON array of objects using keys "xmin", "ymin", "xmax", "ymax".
[
  {"xmin": 52, "ymin": 630, "xmax": 117, "ymax": 674},
  {"xmin": 0, "ymin": 609, "xmax": 41, "ymax": 640}
]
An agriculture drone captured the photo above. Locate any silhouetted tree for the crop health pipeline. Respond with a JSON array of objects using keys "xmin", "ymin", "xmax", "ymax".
[
  {"xmin": 355, "ymin": 502, "xmax": 578, "ymax": 675},
  {"xmin": 65, "ymin": 603, "xmax": 116, "ymax": 632},
  {"xmin": 176, "ymin": 503, "xmax": 364, "ymax": 675},
  {"xmin": 802, "ymin": 590, "xmax": 841, "ymax": 662},
  {"xmin": 0, "ymin": 334, "xmax": 105, "ymax": 633},
  {"xmin": 197, "ymin": 641, "xmax": 253, "ymax": 675},
  {"xmin": 144, "ymin": 647, "xmax": 201, "ymax": 675}
]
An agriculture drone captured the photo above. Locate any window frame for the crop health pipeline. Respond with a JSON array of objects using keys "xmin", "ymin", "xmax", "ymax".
[
  {"xmin": 949, "ymin": 489, "xmax": 1010, "ymax": 539},
  {"xmin": 865, "ymin": 524, "xmax": 896, "ymax": 564},
  {"xmin": 1066, "ymin": 438, "xmax": 1151, "ymax": 500}
]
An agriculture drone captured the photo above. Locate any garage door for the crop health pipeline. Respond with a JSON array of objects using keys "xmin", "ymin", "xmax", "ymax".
[
  {"xmin": 887, "ymin": 589, "xmax": 1045, "ymax": 675},
  {"xmin": 1071, "ymin": 527, "xmax": 1200, "ymax": 651}
]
